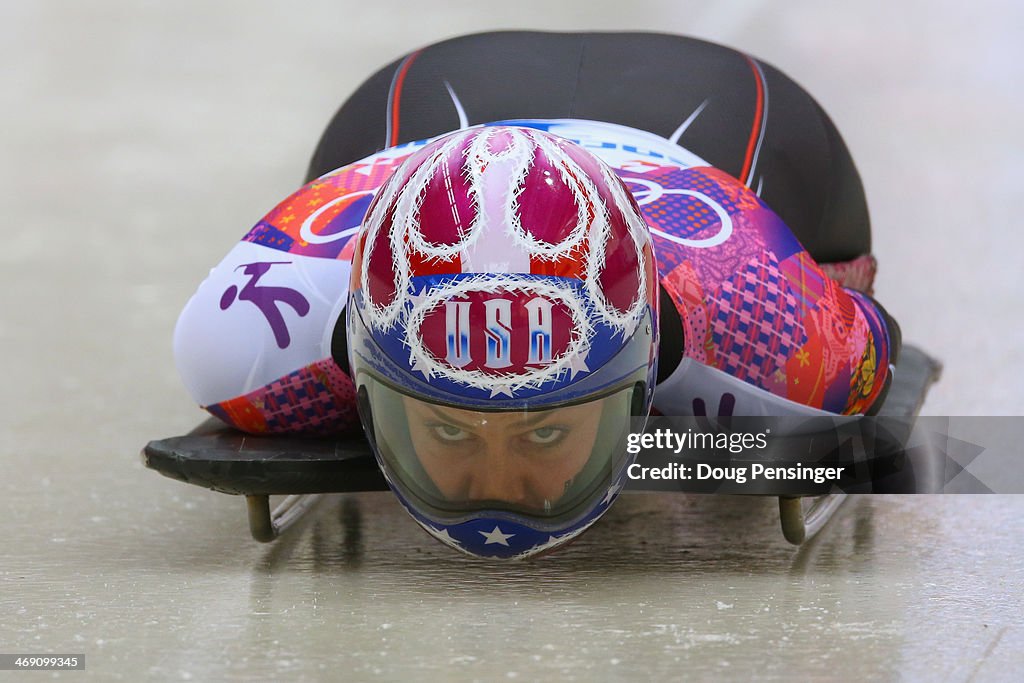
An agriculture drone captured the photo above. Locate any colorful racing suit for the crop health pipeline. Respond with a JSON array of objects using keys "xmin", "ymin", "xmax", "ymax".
[{"xmin": 173, "ymin": 120, "xmax": 894, "ymax": 434}]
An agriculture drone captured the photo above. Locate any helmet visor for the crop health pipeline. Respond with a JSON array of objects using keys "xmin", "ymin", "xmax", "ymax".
[{"xmin": 359, "ymin": 375, "xmax": 643, "ymax": 527}]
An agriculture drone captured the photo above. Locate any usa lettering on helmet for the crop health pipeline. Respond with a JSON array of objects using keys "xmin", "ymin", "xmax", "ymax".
[
  {"xmin": 483, "ymin": 299, "xmax": 512, "ymax": 369},
  {"xmin": 444, "ymin": 299, "xmax": 472, "ymax": 369},
  {"xmin": 442, "ymin": 295, "xmax": 559, "ymax": 371},
  {"xmin": 525, "ymin": 297, "xmax": 554, "ymax": 366}
]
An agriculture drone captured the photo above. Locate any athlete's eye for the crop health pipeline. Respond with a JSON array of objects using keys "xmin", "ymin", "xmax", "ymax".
[
  {"xmin": 431, "ymin": 423, "xmax": 471, "ymax": 442},
  {"xmin": 527, "ymin": 426, "xmax": 567, "ymax": 445}
]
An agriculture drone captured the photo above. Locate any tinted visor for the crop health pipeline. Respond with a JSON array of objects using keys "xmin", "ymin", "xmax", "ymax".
[{"xmin": 359, "ymin": 374, "xmax": 645, "ymax": 528}]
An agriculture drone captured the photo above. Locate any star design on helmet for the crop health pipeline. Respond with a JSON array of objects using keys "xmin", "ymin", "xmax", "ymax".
[
  {"xmin": 512, "ymin": 535, "xmax": 564, "ymax": 559},
  {"xmin": 478, "ymin": 525, "xmax": 515, "ymax": 546},
  {"xmin": 515, "ymin": 520, "xmax": 597, "ymax": 559},
  {"xmin": 567, "ymin": 351, "xmax": 591, "ymax": 379},
  {"xmin": 601, "ymin": 483, "xmax": 622, "ymax": 506},
  {"xmin": 488, "ymin": 384, "xmax": 515, "ymax": 398},
  {"xmin": 531, "ymin": 535, "xmax": 566, "ymax": 554},
  {"xmin": 421, "ymin": 523, "xmax": 461, "ymax": 548},
  {"xmin": 410, "ymin": 354, "xmax": 434, "ymax": 380},
  {"xmin": 408, "ymin": 288, "xmax": 432, "ymax": 310}
]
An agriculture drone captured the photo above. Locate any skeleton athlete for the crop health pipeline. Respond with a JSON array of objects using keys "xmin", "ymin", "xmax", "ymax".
[{"xmin": 173, "ymin": 33, "xmax": 898, "ymax": 558}]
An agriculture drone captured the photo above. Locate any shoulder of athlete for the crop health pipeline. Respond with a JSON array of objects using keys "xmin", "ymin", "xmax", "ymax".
[{"xmin": 172, "ymin": 146, "xmax": 421, "ymax": 408}]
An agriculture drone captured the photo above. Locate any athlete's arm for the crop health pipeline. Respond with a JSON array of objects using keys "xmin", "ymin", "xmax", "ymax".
[
  {"xmin": 173, "ymin": 148, "xmax": 416, "ymax": 434},
  {"xmin": 626, "ymin": 163, "xmax": 895, "ymax": 417}
]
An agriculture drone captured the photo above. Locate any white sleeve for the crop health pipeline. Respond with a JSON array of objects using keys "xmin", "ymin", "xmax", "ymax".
[{"xmin": 173, "ymin": 241, "xmax": 350, "ymax": 407}]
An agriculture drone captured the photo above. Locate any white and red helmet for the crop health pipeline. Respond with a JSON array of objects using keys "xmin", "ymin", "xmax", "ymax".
[{"xmin": 346, "ymin": 125, "xmax": 658, "ymax": 558}]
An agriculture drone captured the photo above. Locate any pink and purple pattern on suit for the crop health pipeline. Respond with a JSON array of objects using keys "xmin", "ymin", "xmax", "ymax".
[
  {"xmin": 629, "ymin": 164, "xmax": 889, "ymax": 413},
  {"xmin": 242, "ymin": 153, "xmax": 415, "ymax": 260}
]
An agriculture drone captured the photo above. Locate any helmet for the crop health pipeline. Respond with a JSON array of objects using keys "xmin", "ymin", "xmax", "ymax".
[{"xmin": 346, "ymin": 125, "xmax": 658, "ymax": 559}]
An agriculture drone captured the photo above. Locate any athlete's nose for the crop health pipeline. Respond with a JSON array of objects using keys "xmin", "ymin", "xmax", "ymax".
[{"xmin": 468, "ymin": 441, "xmax": 531, "ymax": 506}]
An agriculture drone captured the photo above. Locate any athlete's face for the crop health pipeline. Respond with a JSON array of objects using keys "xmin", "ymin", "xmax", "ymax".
[{"xmin": 402, "ymin": 397, "xmax": 605, "ymax": 511}]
